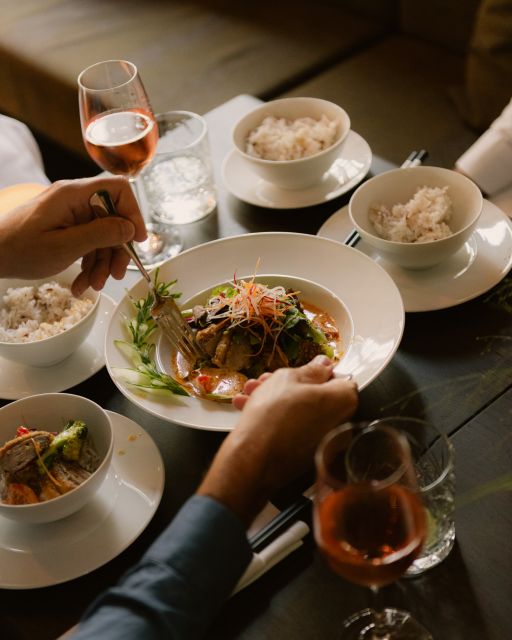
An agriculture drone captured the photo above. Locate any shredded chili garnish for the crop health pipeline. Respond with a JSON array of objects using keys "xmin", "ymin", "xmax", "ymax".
[{"xmin": 205, "ymin": 277, "xmax": 298, "ymax": 332}]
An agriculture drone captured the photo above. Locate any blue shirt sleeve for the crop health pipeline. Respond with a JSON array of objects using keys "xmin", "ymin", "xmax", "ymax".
[{"xmin": 73, "ymin": 495, "xmax": 252, "ymax": 640}]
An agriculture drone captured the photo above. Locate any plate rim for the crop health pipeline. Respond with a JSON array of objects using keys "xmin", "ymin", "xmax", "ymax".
[
  {"xmin": 317, "ymin": 200, "xmax": 512, "ymax": 312},
  {"xmin": 105, "ymin": 232, "xmax": 404, "ymax": 431},
  {"xmin": 221, "ymin": 129, "xmax": 372, "ymax": 209},
  {"xmin": 0, "ymin": 410, "xmax": 164, "ymax": 589}
]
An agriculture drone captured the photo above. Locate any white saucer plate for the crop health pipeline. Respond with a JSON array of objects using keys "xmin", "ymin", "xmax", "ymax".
[
  {"xmin": 105, "ymin": 232, "xmax": 404, "ymax": 431},
  {"xmin": 317, "ymin": 200, "xmax": 512, "ymax": 312},
  {"xmin": 221, "ymin": 130, "xmax": 372, "ymax": 209},
  {"xmin": 0, "ymin": 411, "xmax": 164, "ymax": 589},
  {"xmin": 0, "ymin": 294, "xmax": 116, "ymax": 400}
]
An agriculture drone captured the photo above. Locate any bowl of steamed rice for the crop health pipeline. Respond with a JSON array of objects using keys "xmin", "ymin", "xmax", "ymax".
[
  {"xmin": 348, "ymin": 166, "xmax": 483, "ymax": 269},
  {"xmin": 232, "ymin": 97, "xmax": 351, "ymax": 190},
  {"xmin": 0, "ymin": 263, "xmax": 100, "ymax": 367}
]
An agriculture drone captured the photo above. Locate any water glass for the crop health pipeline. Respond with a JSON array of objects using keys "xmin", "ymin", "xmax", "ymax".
[
  {"xmin": 368, "ymin": 417, "xmax": 455, "ymax": 576},
  {"xmin": 141, "ymin": 110, "xmax": 217, "ymax": 224}
]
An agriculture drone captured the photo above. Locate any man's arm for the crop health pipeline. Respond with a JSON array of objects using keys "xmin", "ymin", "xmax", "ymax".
[{"xmin": 72, "ymin": 357, "xmax": 358, "ymax": 639}]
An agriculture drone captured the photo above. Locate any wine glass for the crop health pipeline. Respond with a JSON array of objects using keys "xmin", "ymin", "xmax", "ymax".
[
  {"xmin": 314, "ymin": 423, "xmax": 432, "ymax": 639},
  {"xmin": 78, "ymin": 59, "xmax": 182, "ymax": 267}
]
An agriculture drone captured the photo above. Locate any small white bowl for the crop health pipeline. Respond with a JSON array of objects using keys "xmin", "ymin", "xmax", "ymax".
[
  {"xmin": 0, "ymin": 263, "xmax": 100, "ymax": 367},
  {"xmin": 349, "ymin": 166, "xmax": 483, "ymax": 269},
  {"xmin": 232, "ymin": 97, "xmax": 351, "ymax": 190},
  {"xmin": 0, "ymin": 393, "xmax": 113, "ymax": 524}
]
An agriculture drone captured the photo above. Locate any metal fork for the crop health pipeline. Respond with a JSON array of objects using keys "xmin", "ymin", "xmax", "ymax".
[{"xmin": 89, "ymin": 190, "xmax": 202, "ymax": 366}]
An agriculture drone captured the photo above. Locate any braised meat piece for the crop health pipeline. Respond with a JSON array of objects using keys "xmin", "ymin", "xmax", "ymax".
[
  {"xmin": 195, "ymin": 322, "xmax": 225, "ymax": 357},
  {"xmin": 51, "ymin": 460, "xmax": 91, "ymax": 493},
  {"xmin": 0, "ymin": 431, "xmax": 53, "ymax": 478},
  {"xmin": 295, "ymin": 340, "xmax": 322, "ymax": 366},
  {"xmin": 212, "ymin": 331, "xmax": 232, "ymax": 367}
]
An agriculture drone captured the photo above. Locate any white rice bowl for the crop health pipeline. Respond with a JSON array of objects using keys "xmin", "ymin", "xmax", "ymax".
[
  {"xmin": 232, "ymin": 97, "xmax": 351, "ymax": 190},
  {"xmin": 0, "ymin": 281, "xmax": 94, "ymax": 343},
  {"xmin": 245, "ymin": 114, "xmax": 339, "ymax": 161},
  {"xmin": 369, "ymin": 185, "xmax": 454, "ymax": 243},
  {"xmin": 0, "ymin": 263, "xmax": 100, "ymax": 367},
  {"xmin": 349, "ymin": 166, "xmax": 483, "ymax": 270}
]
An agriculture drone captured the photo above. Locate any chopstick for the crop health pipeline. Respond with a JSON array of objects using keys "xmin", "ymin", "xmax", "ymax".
[
  {"xmin": 249, "ymin": 495, "xmax": 313, "ymax": 554},
  {"xmin": 343, "ymin": 149, "xmax": 429, "ymax": 248}
]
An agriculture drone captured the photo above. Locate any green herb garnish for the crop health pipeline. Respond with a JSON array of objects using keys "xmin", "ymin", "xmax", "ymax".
[{"xmin": 112, "ymin": 271, "xmax": 189, "ymax": 397}]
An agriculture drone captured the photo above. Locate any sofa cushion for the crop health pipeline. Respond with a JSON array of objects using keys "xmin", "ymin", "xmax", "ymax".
[
  {"xmin": 0, "ymin": 0, "xmax": 387, "ymax": 156},
  {"xmin": 455, "ymin": 0, "xmax": 512, "ymax": 131}
]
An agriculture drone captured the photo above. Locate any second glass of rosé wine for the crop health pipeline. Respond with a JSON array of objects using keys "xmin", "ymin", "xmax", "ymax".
[
  {"xmin": 78, "ymin": 59, "xmax": 182, "ymax": 267},
  {"xmin": 314, "ymin": 422, "xmax": 432, "ymax": 639}
]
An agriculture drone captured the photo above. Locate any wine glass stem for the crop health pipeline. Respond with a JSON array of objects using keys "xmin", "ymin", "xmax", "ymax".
[{"xmin": 368, "ymin": 586, "xmax": 389, "ymax": 639}]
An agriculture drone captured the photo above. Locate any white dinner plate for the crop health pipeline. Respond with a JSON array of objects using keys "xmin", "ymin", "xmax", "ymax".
[
  {"xmin": 0, "ymin": 411, "xmax": 164, "ymax": 589},
  {"xmin": 105, "ymin": 232, "xmax": 404, "ymax": 431},
  {"xmin": 0, "ymin": 294, "xmax": 115, "ymax": 400},
  {"xmin": 221, "ymin": 130, "xmax": 372, "ymax": 209},
  {"xmin": 317, "ymin": 200, "xmax": 512, "ymax": 313}
]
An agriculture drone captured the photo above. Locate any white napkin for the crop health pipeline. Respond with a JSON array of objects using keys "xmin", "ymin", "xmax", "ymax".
[{"xmin": 232, "ymin": 520, "xmax": 310, "ymax": 595}]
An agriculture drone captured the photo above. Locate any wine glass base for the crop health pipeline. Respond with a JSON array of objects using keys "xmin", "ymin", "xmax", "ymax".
[
  {"xmin": 342, "ymin": 607, "xmax": 432, "ymax": 639},
  {"xmin": 127, "ymin": 222, "xmax": 183, "ymax": 269}
]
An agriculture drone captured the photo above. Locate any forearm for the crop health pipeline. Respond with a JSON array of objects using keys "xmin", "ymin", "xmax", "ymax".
[
  {"xmin": 197, "ymin": 434, "xmax": 272, "ymax": 528},
  {"xmin": 74, "ymin": 496, "xmax": 252, "ymax": 640}
]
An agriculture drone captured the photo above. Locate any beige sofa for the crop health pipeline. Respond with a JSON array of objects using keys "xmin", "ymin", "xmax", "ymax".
[{"xmin": 0, "ymin": 0, "xmax": 510, "ymax": 176}]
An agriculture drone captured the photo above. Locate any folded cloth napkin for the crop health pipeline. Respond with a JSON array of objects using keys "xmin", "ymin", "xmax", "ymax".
[{"xmin": 233, "ymin": 520, "xmax": 310, "ymax": 595}]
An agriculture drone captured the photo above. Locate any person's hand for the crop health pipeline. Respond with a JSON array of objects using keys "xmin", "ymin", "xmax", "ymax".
[
  {"xmin": 0, "ymin": 176, "xmax": 146, "ymax": 295},
  {"xmin": 198, "ymin": 356, "xmax": 359, "ymax": 525}
]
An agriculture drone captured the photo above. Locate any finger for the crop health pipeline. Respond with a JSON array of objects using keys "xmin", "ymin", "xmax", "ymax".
[
  {"xmin": 295, "ymin": 355, "xmax": 334, "ymax": 384},
  {"xmin": 89, "ymin": 248, "xmax": 112, "ymax": 290},
  {"xmin": 323, "ymin": 377, "xmax": 359, "ymax": 419},
  {"xmin": 55, "ymin": 176, "xmax": 147, "ymax": 241},
  {"xmin": 110, "ymin": 247, "xmax": 131, "ymax": 280},
  {"xmin": 52, "ymin": 217, "xmax": 136, "ymax": 265},
  {"xmin": 243, "ymin": 378, "xmax": 264, "ymax": 396},
  {"xmin": 71, "ymin": 252, "xmax": 96, "ymax": 296},
  {"xmin": 257, "ymin": 372, "xmax": 273, "ymax": 383},
  {"xmin": 232, "ymin": 394, "xmax": 249, "ymax": 411},
  {"xmin": 71, "ymin": 272, "xmax": 89, "ymax": 297}
]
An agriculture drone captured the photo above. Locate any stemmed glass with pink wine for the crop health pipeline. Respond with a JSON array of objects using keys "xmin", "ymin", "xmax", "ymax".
[
  {"xmin": 78, "ymin": 59, "xmax": 181, "ymax": 267},
  {"xmin": 314, "ymin": 422, "xmax": 432, "ymax": 639}
]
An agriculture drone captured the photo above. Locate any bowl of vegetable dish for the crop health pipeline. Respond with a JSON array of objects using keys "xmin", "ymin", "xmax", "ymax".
[
  {"xmin": 155, "ymin": 274, "xmax": 354, "ymax": 401},
  {"xmin": 0, "ymin": 393, "xmax": 113, "ymax": 523}
]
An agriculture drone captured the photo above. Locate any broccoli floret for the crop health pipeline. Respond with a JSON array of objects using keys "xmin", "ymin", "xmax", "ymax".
[{"xmin": 37, "ymin": 420, "xmax": 88, "ymax": 472}]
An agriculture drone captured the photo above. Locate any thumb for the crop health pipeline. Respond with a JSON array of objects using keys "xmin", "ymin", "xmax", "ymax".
[
  {"xmin": 295, "ymin": 355, "xmax": 334, "ymax": 384},
  {"xmin": 56, "ymin": 217, "xmax": 135, "ymax": 257}
]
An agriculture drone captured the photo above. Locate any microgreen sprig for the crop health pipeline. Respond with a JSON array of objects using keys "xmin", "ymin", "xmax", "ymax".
[{"xmin": 112, "ymin": 271, "xmax": 189, "ymax": 397}]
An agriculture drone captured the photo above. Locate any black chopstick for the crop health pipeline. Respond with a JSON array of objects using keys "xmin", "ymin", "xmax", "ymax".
[
  {"xmin": 343, "ymin": 149, "xmax": 429, "ymax": 248},
  {"xmin": 249, "ymin": 495, "xmax": 313, "ymax": 554}
]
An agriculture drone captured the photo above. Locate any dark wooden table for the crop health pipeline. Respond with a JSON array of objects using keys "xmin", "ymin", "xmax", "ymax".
[{"xmin": 1, "ymin": 96, "xmax": 511, "ymax": 640}]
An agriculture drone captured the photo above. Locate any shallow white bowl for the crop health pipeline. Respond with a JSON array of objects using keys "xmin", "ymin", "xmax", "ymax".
[
  {"xmin": 349, "ymin": 166, "xmax": 483, "ymax": 269},
  {"xmin": 0, "ymin": 263, "xmax": 100, "ymax": 367},
  {"xmin": 157, "ymin": 273, "xmax": 354, "ymax": 373},
  {"xmin": 232, "ymin": 97, "xmax": 351, "ymax": 190},
  {"xmin": 0, "ymin": 393, "xmax": 113, "ymax": 524}
]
